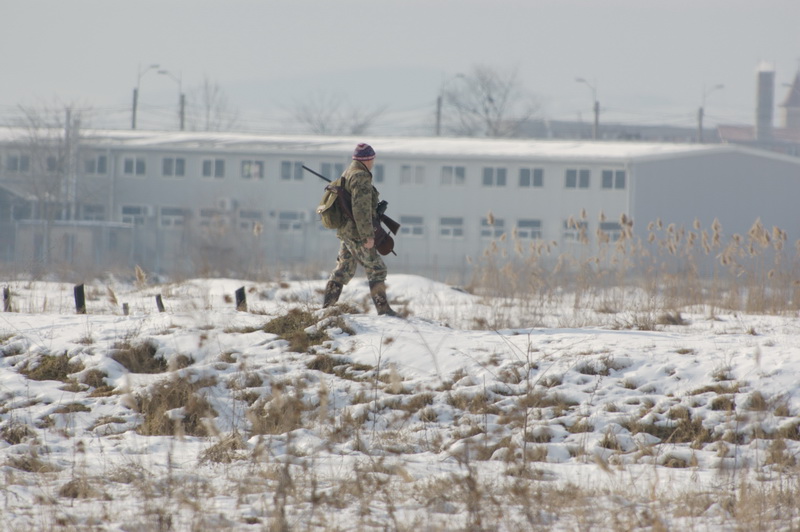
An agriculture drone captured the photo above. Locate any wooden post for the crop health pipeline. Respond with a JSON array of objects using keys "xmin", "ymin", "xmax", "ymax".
[
  {"xmin": 155, "ymin": 294, "xmax": 165, "ymax": 312},
  {"xmin": 122, "ymin": 303, "xmax": 129, "ymax": 316},
  {"xmin": 235, "ymin": 286, "xmax": 247, "ymax": 311},
  {"xmin": 3, "ymin": 286, "xmax": 10, "ymax": 312},
  {"xmin": 74, "ymin": 284, "xmax": 86, "ymax": 314}
]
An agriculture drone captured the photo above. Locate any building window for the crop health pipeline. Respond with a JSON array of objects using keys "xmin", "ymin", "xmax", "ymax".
[
  {"xmin": 123, "ymin": 157, "xmax": 146, "ymax": 176},
  {"xmin": 480, "ymin": 217, "xmax": 505, "ymax": 239},
  {"xmin": 85, "ymin": 155, "xmax": 108, "ymax": 175},
  {"xmin": 515, "ymin": 219, "xmax": 542, "ymax": 239},
  {"xmin": 82, "ymin": 204, "xmax": 105, "ymax": 221},
  {"xmin": 121, "ymin": 205, "xmax": 147, "ymax": 225},
  {"xmin": 278, "ymin": 211, "xmax": 303, "ymax": 231},
  {"xmin": 615, "ymin": 171, "xmax": 626, "ymax": 189},
  {"xmin": 599, "ymin": 221, "xmax": 623, "ymax": 241},
  {"xmin": 565, "ymin": 169, "xmax": 590, "ymax": 189},
  {"xmin": 482, "ymin": 167, "xmax": 507, "ymax": 187},
  {"xmin": 519, "ymin": 168, "xmax": 544, "ymax": 187},
  {"xmin": 320, "ymin": 162, "xmax": 346, "ymax": 180},
  {"xmin": 46, "ymin": 156, "xmax": 60, "ymax": 173},
  {"xmin": 281, "ymin": 161, "xmax": 304, "ymax": 181},
  {"xmin": 199, "ymin": 208, "xmax": 226, "ymax": 228},
  {"xmin": 441, "ymin": 165, "xmax": 466, "ymax": 186},
  {"xmin": 238, "ymin": 209, "xmax": 263, "ymax": 230},
  {"xmin": 162, "ymin": 157, "xmax": 186, "ymax": 177},
  {"xmin": 563, "ymin": 219, "xmax": 588, "ymax": 242},
  {"xmin": 241, "ymin": 160, "xmax": 264, "ymax": 179},
  {"xmin": 6, "ymin": 154, "xmax": 30, "ymax": 173},
  {"xmin": 373, "ymin": 163, "xmax": 385, "ymax": 183},
  {"xmin": 160, "ymin": 207, "xmax": 185, "ymax": 228},
  {"xmin": 602, "ymin": 169, "xmax": 626, "ymax": 189},
  {"xmin": 400, "ymin": 165, "xmax": 425, "ymax": 185},
  {"xmin": 202, "ymin": 158, "xmax": 225, "ymax": 178},
  {"xmin": 399, "ymin": 215, "xmax": 425, "ymax": 237},
  {"xmin": 439, "ymin": 217, "xmax": 464, "ymax": 238}
]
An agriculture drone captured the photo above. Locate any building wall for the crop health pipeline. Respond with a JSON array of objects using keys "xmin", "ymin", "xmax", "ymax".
[
  {"xmin": 631, "ymin": 151, "xmax": 800, "ymax": 240},
  {"xmin": 4, "ymin": 134, "xmax": 799, "ymax": 280}
]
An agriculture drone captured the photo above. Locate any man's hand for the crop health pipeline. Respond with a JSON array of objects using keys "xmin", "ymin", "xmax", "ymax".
[{"xmin": 364, "ymin": 237, "xmax": 375, "ymax": 249}]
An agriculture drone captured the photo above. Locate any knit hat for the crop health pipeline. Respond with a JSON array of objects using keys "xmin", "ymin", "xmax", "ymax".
[{"xmin": 352, "ymin": 143, "xmax": 376, "ymax": 161}]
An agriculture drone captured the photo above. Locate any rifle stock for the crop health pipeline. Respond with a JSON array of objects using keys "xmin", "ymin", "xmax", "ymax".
[{"xmin": 381, "ymin": 214, "xmax": 400, "ymax": 235}]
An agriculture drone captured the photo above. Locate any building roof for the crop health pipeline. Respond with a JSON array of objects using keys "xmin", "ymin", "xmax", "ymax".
[
  {"xmin": 718, "ymin": 125, "xmax": 800, "ymax": 144},
  {"xmin": 1, "ymin": 127, "xmax": 729, "ymax": 163},
  {"xmin": 4, "ymin": 127, "xmax": 796, "ymax": 166}
]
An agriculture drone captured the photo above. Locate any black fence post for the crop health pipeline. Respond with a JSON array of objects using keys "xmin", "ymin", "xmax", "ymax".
[
  {"xmin": 122, "ymin": 303, "xmax": 129, "ymax": 316},
  {"xmin": 235, "ymin": 286, "xmax": 247, "ymax": 311},
  {"xmin": 155, "ymin": 294, "xmax": 165, "ymax": 313},
  {"xmin": 3, "ymin": 286, "xmax": 10, "ymax": 312},
  {"xmin": 74, "ymin": 284, "xmax": 86, "ymax": 314}
]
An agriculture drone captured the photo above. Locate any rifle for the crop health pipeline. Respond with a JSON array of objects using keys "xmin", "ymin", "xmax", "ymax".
[{"xmin": 302, "ymin": 165, "xmax": 400, "ymax": 256}]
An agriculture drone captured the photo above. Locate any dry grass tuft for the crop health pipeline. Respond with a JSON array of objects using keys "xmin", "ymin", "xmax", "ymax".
[
  {"xmin": 6, "ymin": 448, "xmax": 61, "ymax": 473},
  {"xmin": 58, "ymin": 478, "xmax": 100, "ymax": 499},
  {"xmin": 111, "ymin": 339, "xmax": 167, "ymax": 374},
  {"xmin": 1, "ymin": 420, "xmax": 37, "ymax": 445},
  {"xmin": 199, "ymin": 433, "xmax": 247, "ymax": 463},
  {"xmin": 248, "ymin": 388, "xmax": 308, "ymax": 435},
  {"xmin": 20, "ymin": 353, "xmax": 83, "ymax": 382},
  {"xmin": 134, "ymin": 374, "xmax": 218, "ymax": 436},
  {"xmin": 264, "ymin": 308, "xmax": 327, "ymax": 353}
]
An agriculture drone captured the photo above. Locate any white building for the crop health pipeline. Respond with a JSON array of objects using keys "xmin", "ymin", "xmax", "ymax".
[{"xmin": 1, "ymin": 129, "xmax": 798, "ymax": 280}]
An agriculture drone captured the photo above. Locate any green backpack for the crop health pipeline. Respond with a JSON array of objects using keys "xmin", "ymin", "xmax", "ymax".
[{"xmin": 316, "ymin": 176, "xmax": 348, "ymax": 229}]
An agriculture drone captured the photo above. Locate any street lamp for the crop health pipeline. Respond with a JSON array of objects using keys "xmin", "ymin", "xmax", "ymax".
[
  {"xmin": 132, "ymin": 63, "xmax": 160, "ymax": 129},
  {"xmin": 158, "ymin": 69, "xmax": 185, "ymax": 131},
  {"xmin": 697, "ymin": 84, "xmax": 724, "ymax": 143},
  {"xmin": 575, "ymin": 77, "xmax": 599, "ymax": 140}
]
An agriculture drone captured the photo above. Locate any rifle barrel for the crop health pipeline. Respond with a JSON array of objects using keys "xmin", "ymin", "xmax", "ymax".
[{"xmin": 301, "ymin": 165, "xmax": 331, "ymax": 183}]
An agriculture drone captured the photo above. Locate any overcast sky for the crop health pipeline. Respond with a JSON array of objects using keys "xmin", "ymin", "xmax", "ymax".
[{"xmin": 3, "ymin": 0, "xmax": 799, "ymax": 134}]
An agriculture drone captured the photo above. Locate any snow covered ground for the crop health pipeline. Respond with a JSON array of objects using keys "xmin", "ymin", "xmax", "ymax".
[{"xmin": 1, "ymin": 274, "xmax": 799, "ymax": 531}]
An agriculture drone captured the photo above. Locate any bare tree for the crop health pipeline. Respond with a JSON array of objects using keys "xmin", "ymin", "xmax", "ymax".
[
  {"xmin": 292, "ymin": 91, "xmax": 386, "ymax": 135},
  {"xmin": 187, "ymin": 76, "xmax": 239, "ymax": 132},
  {"xmin": 7, "ymin": 103, "xmax": 88, "ymax": 266},
  {"xmin": 442, "ymin": 65, "xmax": 540, "ymax": 137}
]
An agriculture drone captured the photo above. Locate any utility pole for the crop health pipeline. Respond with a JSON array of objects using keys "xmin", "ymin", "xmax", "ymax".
[
  {"xmin": 159, "ymin": 69, "xmax": 184, "ymax": 130},
  {"xmin": 435, "ymin": 95, "xmax": 442, "ymax": 136},
  {"xmin": 698, "ymin": 83, "xmax": 724, "ymax": 143},
  {"xmin": 131, "ymin": 63, "xmax": 160, "ymax": 130},
  {"xmin": 179, "ymin": 93, "xmax": 186, "ymax": 131},
  {"xmin": 697, "ymin": 106, "xmax": 704, "ymax": 143},
  {"xmin": 576, "ymin": 77, "xmax": 599, "ymax": 139},
  {"xmin": 131, "ymin": 88, "xmax": 138, "ymax": 130}
]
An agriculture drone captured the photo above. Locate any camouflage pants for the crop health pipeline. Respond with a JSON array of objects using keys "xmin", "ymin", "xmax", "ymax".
[{"xmin": 329, "ymin": 238, "xmax": 387, "ymax": 286}]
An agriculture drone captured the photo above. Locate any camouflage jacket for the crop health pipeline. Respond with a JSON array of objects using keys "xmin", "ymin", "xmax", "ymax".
[{"xmin": 337, "ymin": 160, "xmax": 379, "ymax": 242}]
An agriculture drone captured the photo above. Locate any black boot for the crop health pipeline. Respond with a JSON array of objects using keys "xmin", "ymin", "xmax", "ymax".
[
  {"xmin": 369, "ymin": 281, "xmax": 397, "ymax": 316},
  {"xmin": 323, "ymin": 280, "xmax": 343, "ymax": 308}
]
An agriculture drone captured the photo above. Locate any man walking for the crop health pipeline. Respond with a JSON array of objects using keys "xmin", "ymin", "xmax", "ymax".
[{"xmin": 322, "ymin": 143, "xmax": 397, "ymax": 316}]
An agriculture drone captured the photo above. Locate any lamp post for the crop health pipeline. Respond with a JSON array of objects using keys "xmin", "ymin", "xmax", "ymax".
[
  {"xmin": 698, "ymin": 83, "xmax": 724, "ymax": 143},
  {"xmin": 158, "ymin": 69, "xmax": 185, "ymax": 131},
  {"xmin": 131, "ymin": 63, "xmax": 160, "ymax": 130},
  {"xmin": 575, "ymin": 77, "xmax": 599, "ymax": 140}
]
